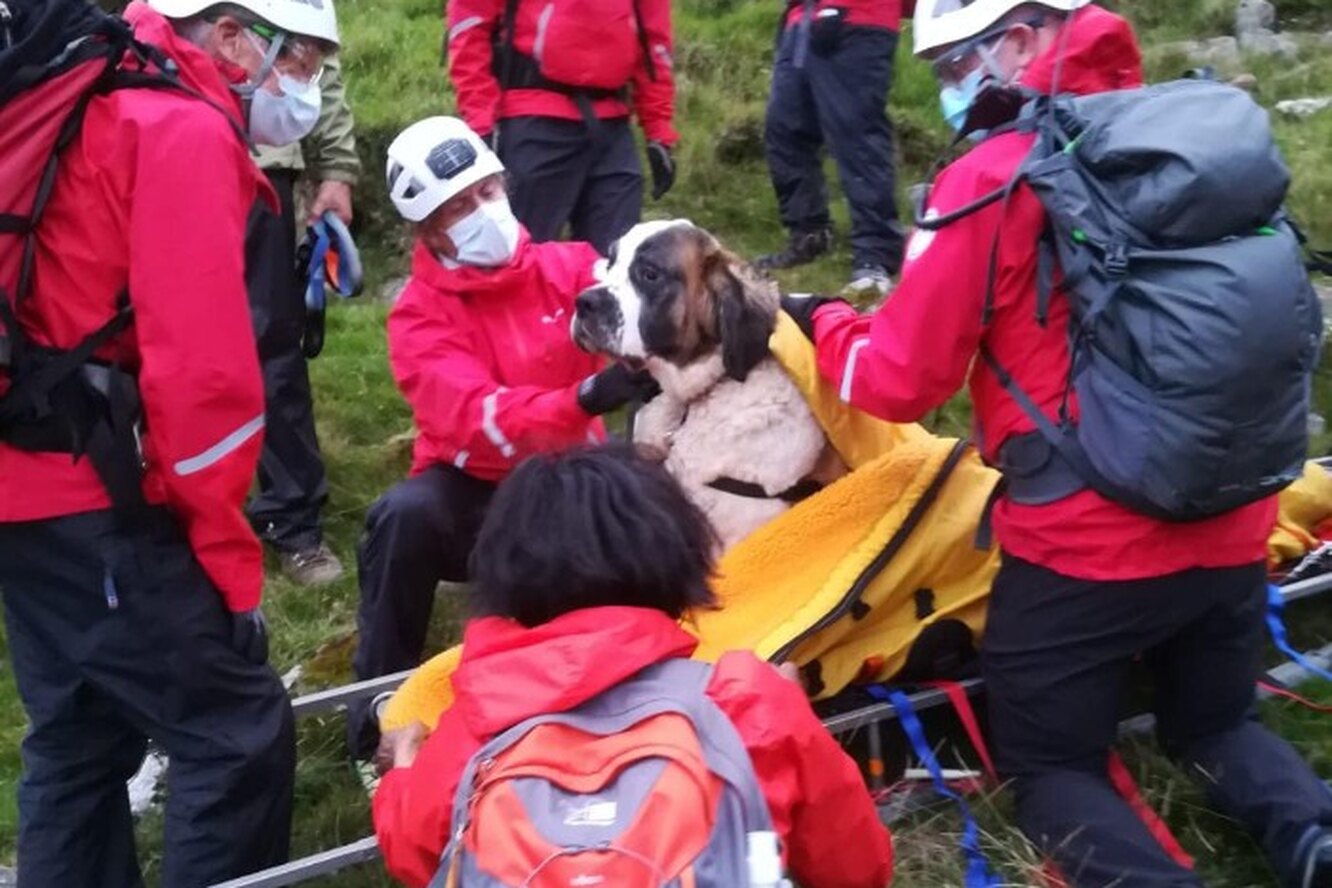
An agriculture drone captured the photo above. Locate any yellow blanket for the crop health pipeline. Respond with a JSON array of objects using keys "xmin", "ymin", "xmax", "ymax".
[{"xmin": 382, "ymin": 316, "xmax": 1332, "ymax": 731}]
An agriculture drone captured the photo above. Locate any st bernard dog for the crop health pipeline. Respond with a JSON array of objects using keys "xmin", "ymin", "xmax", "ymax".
[{"xmin": 572, "ymin": 219, "xmax": 845, "ymax": 551}]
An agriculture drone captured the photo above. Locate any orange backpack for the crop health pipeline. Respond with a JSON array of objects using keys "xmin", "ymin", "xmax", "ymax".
[{"xmin": 432, "ymin": 660, "xmax": 781, "ymax": 888}]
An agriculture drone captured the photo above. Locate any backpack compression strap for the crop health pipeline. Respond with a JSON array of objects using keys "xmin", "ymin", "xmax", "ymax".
[{"xmin": 0, "ymin": 13, "xmax": 225, "ymax": 519}]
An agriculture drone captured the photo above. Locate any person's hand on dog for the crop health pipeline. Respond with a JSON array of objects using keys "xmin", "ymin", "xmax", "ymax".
[
  {"xmin": 578, "ymin": 363, "xmax": 661, "ymax": 415},
  {"xmin": 780, "ymin": 293, "xmax": 849, "ymax": 343},
  {"xmin": 376, "ymin": 721, "xmax": 429, "ymax": 775}
]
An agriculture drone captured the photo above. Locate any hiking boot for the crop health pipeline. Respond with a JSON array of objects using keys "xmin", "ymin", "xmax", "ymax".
[
  {"xmin": 843, "ymin": 265, "xmax": 894, "ymax": 299},
  {"xmin": 1290, "ymin": 825, "xmax": 1332, "ymax": 888},
  {"xmin": 280, "ymin": 543, "xmax": 344, "ymax": 586},
  {"xmin": 754, "ymin": 227, "xmax": 833, "ymax": 271}
]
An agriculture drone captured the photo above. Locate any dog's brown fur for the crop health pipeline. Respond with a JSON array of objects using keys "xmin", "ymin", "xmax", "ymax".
[{"xmin": 615, "ymin": 223, "xmax": 842, "ymax": 550}]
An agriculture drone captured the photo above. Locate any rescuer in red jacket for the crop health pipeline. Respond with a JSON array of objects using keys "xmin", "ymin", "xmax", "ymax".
[
  {"xmin": 372, "ymin": 444, "xmax": 894, "ymax": 888},
  {"xmin": 783, "ymin": 2, "xmax": 1332, "ymax": 884},
  {"xmin": 445, "ymin": 0, "xmax": 678, "ymax": 253},
  {"xmin": 756, "ymin": 0, "xmax": 910, "ymax": 297},
  {"xmin": 347, "ymin": 117, "xmax": 658, "ymax": 769},
  {"xmin": 0, "ymin": 0, "xmax": 340, "ymax": 882}
]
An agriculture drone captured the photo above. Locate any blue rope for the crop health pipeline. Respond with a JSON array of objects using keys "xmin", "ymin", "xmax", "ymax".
[
  {"xmin": 1267, "ymin": 583, "xmax": 1332, "ymax": 684},
  {"xmin": 870, "ymin": 686, "xmax": 1002, "ymax": 888}
]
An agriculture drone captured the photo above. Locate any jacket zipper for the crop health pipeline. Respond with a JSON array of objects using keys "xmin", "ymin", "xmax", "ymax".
[{"xmin": 770, "ymin": 439, "xmax": 972, "ymax": 663}]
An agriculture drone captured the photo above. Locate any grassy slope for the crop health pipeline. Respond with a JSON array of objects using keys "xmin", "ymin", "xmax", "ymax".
[{"xmin": 1, "ymin": 0, "xmax": 1330, "ymax": 883}]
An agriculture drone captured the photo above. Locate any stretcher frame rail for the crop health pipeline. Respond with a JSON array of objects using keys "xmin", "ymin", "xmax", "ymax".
[{"xmin": 208, "ymin": 570, "xmax": 1332, "ymax": 887}]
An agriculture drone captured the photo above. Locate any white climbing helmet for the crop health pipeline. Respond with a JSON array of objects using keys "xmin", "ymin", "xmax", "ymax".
[
  {"xmin": 385, "ymin": 117, "xmax": 506, "ymax": 223},
  {"xmin": 147, "ymin": 0, "xmax": 340, "ymax": 48},
  {"xmin": 912, "ymin": 0, "xmax": 1089, "ymax": 57}
]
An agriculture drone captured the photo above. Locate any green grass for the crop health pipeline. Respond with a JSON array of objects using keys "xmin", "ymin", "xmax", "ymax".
[{"xmin": 3, "ymin": 0, "xmax": 1332, "ymax": 884}]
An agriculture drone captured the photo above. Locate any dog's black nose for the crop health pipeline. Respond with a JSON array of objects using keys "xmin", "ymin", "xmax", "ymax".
[{"xmin": 575, "ymin": 287, "xmax": 612, "ymax": 318}]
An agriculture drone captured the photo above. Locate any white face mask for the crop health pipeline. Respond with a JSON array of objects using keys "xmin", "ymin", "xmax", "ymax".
[
  {"xmin": 249, "ymin": 73, "xmax": 322, "ymax": 147},
  {"xmin": 446, "ymin": 198, "xmax": 520, "ymax": 267}
]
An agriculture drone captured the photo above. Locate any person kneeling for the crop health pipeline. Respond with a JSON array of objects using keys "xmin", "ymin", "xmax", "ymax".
[
  {"xmin": 372, "ymin": 444, "xmax": 894, "ymax": 888},
  {"xmin": 347, "ymin": 117, "xmax": 657, "ymax": 767}
]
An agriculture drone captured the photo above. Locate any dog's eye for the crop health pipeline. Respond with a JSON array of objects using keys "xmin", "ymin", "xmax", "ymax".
[{"xmin": 638, "ymin": 263, "xmax": 661, "ymax": 283}]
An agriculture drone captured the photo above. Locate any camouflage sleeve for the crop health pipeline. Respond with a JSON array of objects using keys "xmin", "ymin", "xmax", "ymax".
[{"xmin": 304, "ymin": 54, "xmax": 361, "ymax": 185}]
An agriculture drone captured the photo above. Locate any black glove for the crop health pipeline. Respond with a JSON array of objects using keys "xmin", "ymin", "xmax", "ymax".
[
  {"xmin": 780, "ymin": 293, "xmax": 847, "ymax": 342},
  {"xmin": 646, "ymin": 141, "xmax": 676, "ymax": 201},
  {"xmin": 578, "ymin": 364, "xmax": 660, "ymax": 415},
  {"xmin": 231, "ymin": 608, "xmax": 270, "ymax": 666}
]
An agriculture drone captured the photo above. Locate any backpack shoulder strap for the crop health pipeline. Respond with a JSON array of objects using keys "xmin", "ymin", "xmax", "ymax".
[
  {"xmin": 497, "ymin": 0, "xmax": 522, "ymax": 90},
  {"xmin": 631, "ymin": 0, "xmax": 656, "ymax": 82},
  {"xmin": 1034, "ymin": 229, "xmax": 1056, "ymax": 327}
]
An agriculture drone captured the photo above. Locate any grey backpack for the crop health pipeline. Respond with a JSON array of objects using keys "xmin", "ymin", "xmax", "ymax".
[
  {"xmin": 429, "ymin": 659, "xmax": 780, "ymax": 888},
  {"xmin": 963, "ymin": 78, "xmax": 1322, "ymax": 521}
]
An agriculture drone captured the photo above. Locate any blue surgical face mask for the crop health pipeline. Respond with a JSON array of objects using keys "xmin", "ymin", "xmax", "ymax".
[{"xmin": 940, "ymin": 66, "xmax": 985, "ymax": 133}]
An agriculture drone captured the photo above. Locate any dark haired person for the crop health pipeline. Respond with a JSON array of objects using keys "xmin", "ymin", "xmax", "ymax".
[
  {"xmin": 371, "ymin": 444, "xmax": 894, "ymax": 888},
  {"xmin": 347, "ymin": 117, "xmax": 658, "ymax": 771}
]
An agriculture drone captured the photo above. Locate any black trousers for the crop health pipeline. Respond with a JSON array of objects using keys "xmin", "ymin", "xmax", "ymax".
[
  {"xmin": 984, "ymin": 555, "xmax": 1332, "ymax": 887},
  {"xmin": 245, "ymin": 169, "xmax": 329, "ymax": 554},
  {"xmin": 764, "ymin": 24, "xmax": 906, "ymax": 273},
  {"xmin": 348, "ymin": 465, "xmax": 496, "ymax": 757},
  {"xmin": 497, "ymin": 115, "xmax": 643, "ymax": 255},
  {"xmin": 0, "ymin": 509, "xmax": 295, "ymax": 888}
]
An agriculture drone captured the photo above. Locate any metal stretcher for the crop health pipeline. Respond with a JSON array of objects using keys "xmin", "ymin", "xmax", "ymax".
[{"xmin": 209, "ymin": 569, "xmax": 1332, "ymax": 888}]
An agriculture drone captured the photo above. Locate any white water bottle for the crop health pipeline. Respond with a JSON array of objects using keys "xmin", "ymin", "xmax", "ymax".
[{"xmin": 747, "ymin": 831, "xmax": 792, "ymax": 888}]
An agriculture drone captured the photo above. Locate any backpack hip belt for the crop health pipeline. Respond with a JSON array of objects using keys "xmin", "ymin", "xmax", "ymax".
[
  {"xmin": 993, "ymin": 429, "xmax": 1085, "ymax": 506},
  {"xmin": 493, "ymin": 48, "xmax": 628, "ymax": 132},
  {"xmin": 494, "ymin": 49, "xmax": 629, "ymax": 103},
  {"xmin": 0, "ymin": 333, "xmax": 148, "ymax": 517}
]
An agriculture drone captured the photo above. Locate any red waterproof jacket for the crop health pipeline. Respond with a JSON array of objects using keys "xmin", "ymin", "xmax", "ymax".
[
  {"xmin": 388, "ymin": 234, "xmax": 606, "ymax": 482},
  {"xmin": 0, "ymin": 2, "xmax": 274, "ymax": 612},
  {"xmin": 373, "ymin": 606, "xmax": 894, "ymax": 888},
  {"xmin": 784, "ymin": 0, "xmax": 903, "ymax": 34},
  {"xmin": 810, "ymin": 4, "xmax": 1276, "ymax": 581},
  {"xmin": 446, "ymin": 0, "xmax": 678, "ymax": 145}
]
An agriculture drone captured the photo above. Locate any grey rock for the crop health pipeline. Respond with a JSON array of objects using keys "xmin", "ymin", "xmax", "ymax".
[
  {"xmin": 128, "ymin": 750, "xmax": 168, "ymax": 817},
  {"xmin": 1235, "ymin": 0, "xmax": 1276, "ymax": 37},
  {"xmin": 1229, "ymin": 72, "xmax": 1259, "ymax": 92},
  {"xmin": 1238, "ymin": 27, "xmax": 1300, "ymax": 58},
  {"xmin": 0, "ymin": 867, "xmax": 14, "ymax": 888},
  {"xmin": 1159, "ymin": 35, "xmax": 1242, "ymax": 69},
  {"xmin": 1316, "ymin": 283, "xmax": 1332, "ymax": 317},
  {"xmin": 1274, "ymin": 97, "xmax": 1332, "ymax": 117},
  {"xmin": 379, "ymin": 275, "xmax": 409, "ymax": 304}
]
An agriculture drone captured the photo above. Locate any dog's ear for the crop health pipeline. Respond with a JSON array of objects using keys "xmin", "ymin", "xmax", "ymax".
[{"xmin": 707, "ymin": 255, "xmax": 775, "ymax": 382}]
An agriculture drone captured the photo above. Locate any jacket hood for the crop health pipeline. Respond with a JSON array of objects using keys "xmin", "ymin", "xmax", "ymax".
[
  {"xmin": 451, "ymin": 606, "xmax": 699, "ymax": 737},
  {"xmin": 123, "ymin": 2, "xmax": 249, "ymax": 119},
  {"xmin": 1020, "ymin": 4, "xmax": 1143, "ymax": 96},
  {"xmin": 409, "ymin": 228, "xmax": 541, "ymax": 299}
]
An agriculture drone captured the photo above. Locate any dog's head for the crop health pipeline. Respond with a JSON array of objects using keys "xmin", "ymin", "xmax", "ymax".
[{"xmin": 572, "ymin": 220, "xmax": 778, "ymax": 382}]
